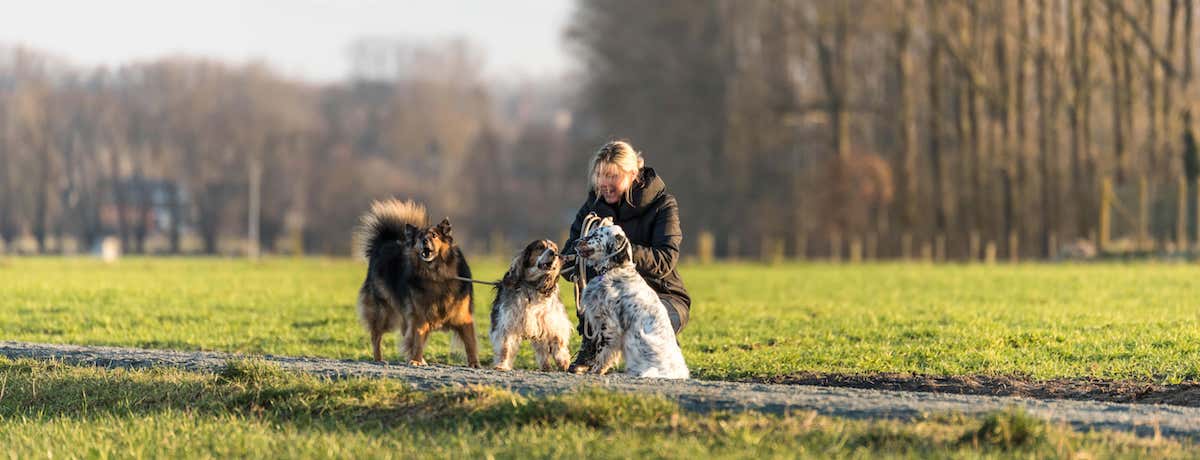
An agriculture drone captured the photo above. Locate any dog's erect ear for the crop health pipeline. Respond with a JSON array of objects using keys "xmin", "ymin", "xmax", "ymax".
[{"xmin": 436, "ymin": 218, "xmax": 452, "ymax": 238}]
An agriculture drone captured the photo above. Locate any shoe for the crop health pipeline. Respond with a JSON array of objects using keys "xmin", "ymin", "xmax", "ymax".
[{"xmin": 567, "ymin": 332, "xmax": 599, "ymax": 374}]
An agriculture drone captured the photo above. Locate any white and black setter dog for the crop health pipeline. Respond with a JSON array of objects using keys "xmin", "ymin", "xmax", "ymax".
[
  {"xmin": 575, "ymin": 219, "xmax": 689, "ymax": 379},
  {"xmin": 489, "ymin": 239, "xmax": 573, "ymax": 371}
]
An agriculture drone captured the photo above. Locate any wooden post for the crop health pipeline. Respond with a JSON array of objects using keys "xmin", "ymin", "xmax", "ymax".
[
  {"xmin": 1009, "ymin": 231, "xmax": 1020, "ymax": 264},
  {"xmin": 901, "ymin": 232, "xmax": 913, "ymax": 261},
  {"xmin": 761, "ymin": 237, "xmax": 784, "ymax": 265},
  {"xmin": 1099, "ymin": 177, "xmax": 1112, "ymax": 252},
  {"xmin": 866, "ymin": 232, "xmax": 878, "ymax": 261},
  {"xmin": 921, "ymin": 241, "xmax": 933, "ymax": 263},
  {"xmin": 247, "ymin": 157, "xmax": 262, "ymax": 260},
  {"xmin": 697, "ymin": 231, "xmax": 715, "ymax": 264},
  {"xmin": 1139, "ymin": 175, "xmax": 1149, "ymax": 251},
  {"xmin": 796, "ymin": 231, "xmax": 808, "ymax": 261},
  {"xmin": 1179, "ymin": 175, "xmax": 1189, "ymax": 252},
  {"xmin": 830, "ymin": 232, "xmax": 842, "ymax": 263},
  {"xmin": 934, "ymin": 234, "xmax": 946, "ymax": 263},
  {"xmin": 850, "ymin": 236, "xmax": 863, "ymax": 264},
  {"xmin": 968, "ymin": 230, "xmax": 981, "ymax": 263},
  {"xmin": 985, "ymin": 240, "xmax": 997, "ymax": 265}
]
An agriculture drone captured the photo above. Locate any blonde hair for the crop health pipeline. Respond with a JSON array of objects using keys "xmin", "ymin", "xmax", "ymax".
[{"xmin": 589, "ymin": 141, "xmax": 644, "ymax": 204}]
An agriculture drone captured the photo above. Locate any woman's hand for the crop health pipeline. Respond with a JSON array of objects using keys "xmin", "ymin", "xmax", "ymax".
[{"xmin": 560, "ymin": 257, "xmax": 578, "ymax": 282}]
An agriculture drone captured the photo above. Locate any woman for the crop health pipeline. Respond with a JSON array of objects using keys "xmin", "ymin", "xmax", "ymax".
[{"xmin": 561, "ymin": 140, "xmax": 691, "ymax": 373}]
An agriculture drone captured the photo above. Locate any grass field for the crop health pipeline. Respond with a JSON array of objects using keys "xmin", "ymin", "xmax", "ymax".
[
  {"xmin": 3, "ymin": 257, "xmax": 1200, "ymax": 458},
  {"xmin": 1, "ymin": 257, "xmax": 1198, "ymax": 382}
]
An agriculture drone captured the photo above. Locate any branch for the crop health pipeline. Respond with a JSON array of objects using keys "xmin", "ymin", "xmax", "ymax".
[{"xmin": 1105, "ymin": 0, "xmax": 1179, "ymax": 77}]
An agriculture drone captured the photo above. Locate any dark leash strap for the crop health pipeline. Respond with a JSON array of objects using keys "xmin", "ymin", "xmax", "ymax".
[{"xmin": 452, "ymin": 276, "xmax": 500, "ymax": 287}]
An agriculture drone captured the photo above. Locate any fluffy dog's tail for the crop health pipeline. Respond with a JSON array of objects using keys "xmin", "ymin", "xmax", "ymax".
[{"xmin": 354, "ymin": 199, "xmax": 428, "ymax": 260}]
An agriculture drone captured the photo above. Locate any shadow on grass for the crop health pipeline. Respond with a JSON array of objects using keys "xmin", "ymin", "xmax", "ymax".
[{"xmin": 0, "ymin": 357, "xmax": 677, "ymax": 434}]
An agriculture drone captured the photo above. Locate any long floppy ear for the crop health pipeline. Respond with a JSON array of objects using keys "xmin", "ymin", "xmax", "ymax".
[
  {"xmin": 404, "ymin": 224, "xmax": 418, "ymax": 241},
  {"xmin": 501, "ymin": 245, "xmax": 533, "ymax": 286},
  {"xmin": 606, "ymin": 232, "xmax": 631, "ymax": 264},
  {"xmin": 436, "ymin": 218, "xmax": 453, "ymax": 240}
]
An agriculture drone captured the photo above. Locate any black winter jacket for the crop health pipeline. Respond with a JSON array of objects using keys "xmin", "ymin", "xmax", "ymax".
[{"xmin": 561, "ymin": 167, "xmax": 691, "ymax": 311}]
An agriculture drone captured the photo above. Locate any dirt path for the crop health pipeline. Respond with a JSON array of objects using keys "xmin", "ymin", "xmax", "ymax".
[
  {"xmin": 3, "ymin": 341, "xmax": 1199, "ymax": 439},
  {"xmin": 754, "ymin": 372, "xmax": 1200, "ymax": 407}
]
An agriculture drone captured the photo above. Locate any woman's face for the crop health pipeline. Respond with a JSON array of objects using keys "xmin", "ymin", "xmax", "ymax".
[{"xmin": 596, "ymin": 163, "xmax": 635, "ymax": 204}]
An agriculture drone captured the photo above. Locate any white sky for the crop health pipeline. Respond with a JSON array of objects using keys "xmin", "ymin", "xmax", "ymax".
[{"xmin": 0, "ymin": 0, "xmax": 572, "ymax": 82}]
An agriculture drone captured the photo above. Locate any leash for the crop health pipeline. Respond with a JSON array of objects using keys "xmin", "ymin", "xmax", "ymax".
[
  {"xmin": 573, "ymin": 213, "xmax": 637, "ymax": 341},
  {"xmin": 453, "ymin": 276, "xmax": 500, "ymax": 287},
  {"xmin": 574, "ymin": 213, "xmax": 604, "ymax": 314}
]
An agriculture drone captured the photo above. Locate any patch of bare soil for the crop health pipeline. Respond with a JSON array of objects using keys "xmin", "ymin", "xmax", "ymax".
[{"xmin": 752, "ymin": 372, "xmax": 1200, "ymax": 407}]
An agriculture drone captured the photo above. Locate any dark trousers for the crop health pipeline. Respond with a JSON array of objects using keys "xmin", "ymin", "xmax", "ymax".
[{"xmin": 660, "ymin": 295, "xmax": 688, "ymax": 334}]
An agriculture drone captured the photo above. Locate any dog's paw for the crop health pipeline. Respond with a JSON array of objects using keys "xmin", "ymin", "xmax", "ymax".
[
  {"xmin": 493, "ymin": 364, "xmax": 512, "ymax": 371},
  {"xmin": 408, "ymin": 359, "xmax": 427, "ymax": 366}
]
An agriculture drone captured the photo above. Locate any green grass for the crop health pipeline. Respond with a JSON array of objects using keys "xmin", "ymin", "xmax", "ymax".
[
  {"xmin": 0, "ymin": 357, "xmax": 1190, "ymax": 459},
  {"xmin": 2, "ymin": 257, "xmax": 1199, "ymax": 382}
]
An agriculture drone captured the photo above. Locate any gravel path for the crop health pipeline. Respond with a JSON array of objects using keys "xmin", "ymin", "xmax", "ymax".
[{"xmin": 2, "ymin": 341, "xmax": 1198, "ymax": 439}]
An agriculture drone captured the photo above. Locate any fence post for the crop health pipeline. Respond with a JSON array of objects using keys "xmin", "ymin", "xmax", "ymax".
[
  {"xmin": 697, "ymin": 231, "xmax": 715, "ymax": 264},
  {"xmin": 849, "ymin": 236, "xmax": 863, "ymax": 264},
  {"xmin": 1179, "ymin": 175, "xmax": 1189, "ymax": 252},
  {"xmin": 985, "ymin": 240, "xmax": 997, "ymax": 265},
  {"xmin": 968, "ymin": 230, "xmax": 981, "ymax": 263},
  {"xmin": 795, "ymin": 231, "xmax": 808, "ymax": 261},
  {"xmin": 830, "ymin": 232, "xmax": 842, "ymax": 263},
  {"xmin": 901, "ymin": 232, "xmax": 913, "ymax": 261},
  {"xmin": 1139, "ymin": 176, "xmax": 1149, "ymax": 251},
  {"xmin": 761, "ymin": 237, "xmax": 784, "ymax": 265},
  {"xmin": 1099, "ymin": 177, "xmax": 1112, "ymax": 253},
  {"xmin": 935, "ymin": 234, "xmax": 946, "ymax": 263},
  {"xmin": 866, "ymin": 232, "xmax": 878, "ymax": 261},
  {"xmin": 1048, "ymin": 233, "xmax": 1058, "ymax": 259},
  {"xmin": 1008, "ymin": 231, "xmax": 1019, "ymax": 264}
]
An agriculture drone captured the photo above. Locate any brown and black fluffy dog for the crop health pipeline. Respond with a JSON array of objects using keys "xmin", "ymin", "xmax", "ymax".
[{"xmin": 354, "ymin": 199, "xmax": 480, "ymax": 367}]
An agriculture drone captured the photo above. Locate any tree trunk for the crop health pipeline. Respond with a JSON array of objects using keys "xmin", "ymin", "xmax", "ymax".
[
  {"xmin": 34, "ymin": 145, "xmax": 51, "ymax": 253},
  {"xmin": 894, "ymin": 2, "xmax": 918, "ymax": 242},
  {"xmin": 1108, "ymin": 1, "xmax": 1129, "ymax": 184},
  {"xmin": 1037, "ymin": 0, "xmax": 1055, "ymax": 257},
  {"xmin": 927, "ymin": 0, "xmax": 947, "ymax": 241}
]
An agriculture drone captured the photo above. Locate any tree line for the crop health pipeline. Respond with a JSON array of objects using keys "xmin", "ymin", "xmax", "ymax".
[
  {"xmin": 4, "ymin": 1, "xmax": 1200, "ymax": 260},
  {"xmin": 570, "ymin": 0, "xmax": 1200, "ymax": 260}
]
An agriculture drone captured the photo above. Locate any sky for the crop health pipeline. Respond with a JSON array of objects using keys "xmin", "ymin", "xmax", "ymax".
[{"xmin": 0, "ymin": 0, "xmax": 573, "ymax": 82}]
